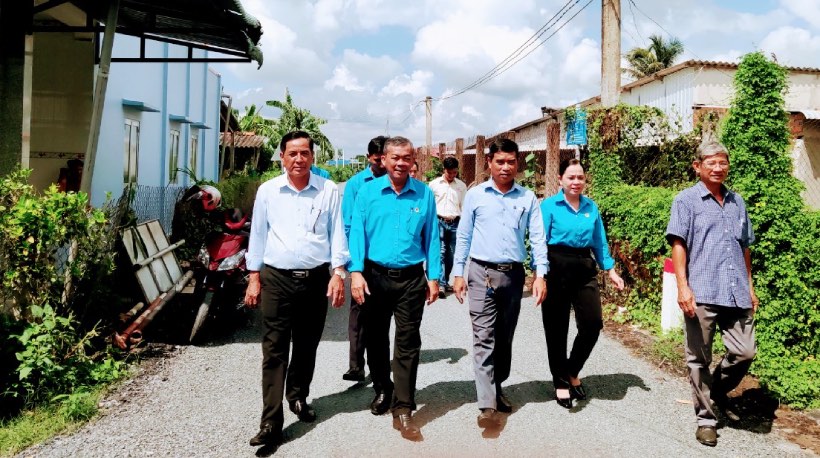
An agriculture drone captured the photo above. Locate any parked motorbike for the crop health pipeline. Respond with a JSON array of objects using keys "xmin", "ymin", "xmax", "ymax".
[{"xmin": 186, "ymin": 188, "xmax": 251, "ymax": 342}]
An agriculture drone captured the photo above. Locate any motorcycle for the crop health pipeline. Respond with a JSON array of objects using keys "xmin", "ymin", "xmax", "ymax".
[{"xmin": 186, "ymin": 189, "xmax": 251, "ymax": 342}]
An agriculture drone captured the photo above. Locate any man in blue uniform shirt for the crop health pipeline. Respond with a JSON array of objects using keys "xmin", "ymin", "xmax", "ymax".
[
  {"xmin": 453, "ymin": 138, "xmax": 548, "ymax": 429},
  {"xmin": 340, "ymin": 135, "xmax": 388, "ymax": 382},
  {"xmin": 348, "ymin": 136, "xmax": 441, "ymax": 441}
]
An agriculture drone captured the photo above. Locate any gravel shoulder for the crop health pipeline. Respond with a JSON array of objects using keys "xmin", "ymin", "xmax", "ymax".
[{"xmin": 20, "ymin": 290, "xmax": 812, "ymax": 457}]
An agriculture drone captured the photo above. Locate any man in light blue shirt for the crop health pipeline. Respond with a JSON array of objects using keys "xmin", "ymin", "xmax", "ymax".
[
  {"xmin": 244, "ymin": 131, "xmax": 348, "ymax": 449},
  {"xmin": 340, "ymin": 136, "xmax": 387, "ymax": 382},
  {"xmin": 453, "ymin": 138, "xmax": 547, "ymax": 429},
  {"xmin": 348, "ymin": 136, "xmax": 440, "ymax": 441}
]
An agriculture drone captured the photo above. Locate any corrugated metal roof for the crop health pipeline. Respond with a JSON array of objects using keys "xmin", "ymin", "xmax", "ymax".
[
  {"xmin": 65, "ymin": 0, "xmax": 263, "ymax": 66},
  {"xmin": 220, "ymin": 132, "xmax": 266, "ymax": 148}
]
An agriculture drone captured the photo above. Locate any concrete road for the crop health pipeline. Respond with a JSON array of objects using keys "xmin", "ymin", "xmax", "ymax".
[{"xmin": 25, "ymin": 289, "xmax": 809, "ymax": 457}]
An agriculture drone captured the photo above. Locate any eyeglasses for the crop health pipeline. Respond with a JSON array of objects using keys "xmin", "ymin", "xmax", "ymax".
[{"xmin": 701, "ymin": 160, "xmax": 729, "ymax": 169}]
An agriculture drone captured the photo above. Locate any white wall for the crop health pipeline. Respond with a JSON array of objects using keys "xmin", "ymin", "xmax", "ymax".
[
  {"xmin": 794, "ymin": 123, "xmax": 820, "ymax": 209},
  {"xmin": 91, "ymin": 35, "xmax": 221, "ymax": 206}
]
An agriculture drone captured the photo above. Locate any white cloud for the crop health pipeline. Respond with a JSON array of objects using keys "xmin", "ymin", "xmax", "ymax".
[
  {"xmin": 380, "ymin": 71, "xmax": 434, "ymax": 98},
  {"xmin": 325, "ymin": 64, "xmax": 367, "ymax": 92},
  {"xmin": 760, "ymin": 26, "xmax": 820, "ymax": 67},
  {"xmin": 781, "ymin": 0, "xmax": 820, "ymax": 29},
  {"xmin": 462, "ymin": 106, "xmax": 482, "ymax": 118}
]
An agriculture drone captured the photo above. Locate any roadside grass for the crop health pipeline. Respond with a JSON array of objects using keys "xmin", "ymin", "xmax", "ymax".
[{"xmin": 0, "ymin": 387, "xmax": 107, "ymax": 457}]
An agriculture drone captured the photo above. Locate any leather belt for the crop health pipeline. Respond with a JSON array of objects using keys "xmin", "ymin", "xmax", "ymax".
[
  {"xmin": 471, "ymin": 258, "xmax": 523, "ymax": 272},
  {"xmin": 366, "ymin": 260, "xmax": 424, "ymax": 280},
  {"xmin": 269, "ymin": 263, "xmax": 329, "ymax": 279},
  {"xmin": 438, "ymin": 215, "xmax": 460, "ymax": 224}
]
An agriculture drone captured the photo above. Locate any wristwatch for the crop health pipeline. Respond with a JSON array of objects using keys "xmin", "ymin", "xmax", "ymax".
[{"xmin": 334, "ymin": 268, "xmax": 347, "ymax": 280}]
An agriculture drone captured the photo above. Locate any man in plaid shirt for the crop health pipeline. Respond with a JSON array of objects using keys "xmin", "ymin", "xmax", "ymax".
[{"xmin": 666, "ymin": 141, "xmax": 759, "ymax": 447}]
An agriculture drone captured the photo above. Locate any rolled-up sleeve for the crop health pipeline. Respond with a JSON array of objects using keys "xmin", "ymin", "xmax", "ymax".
[{"xmin": 245, "ymin": 184, "xmax": 268, "ymax": 271}]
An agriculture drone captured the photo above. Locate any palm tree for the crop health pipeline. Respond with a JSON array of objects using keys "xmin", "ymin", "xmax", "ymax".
[
  {"xmin": 624, "ymin": 34, "xmax": 684, "ymax": 79},
  {"xmin": 266, "ymin": 89, "xmax": 335, "ymax": 164}
]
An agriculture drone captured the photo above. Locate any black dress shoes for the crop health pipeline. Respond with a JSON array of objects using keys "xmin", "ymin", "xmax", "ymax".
[
  {"xmin": 370, "ymin": 390, "xmax": 392, "ymax": 416},
  {"xmin": 569, "ymin": 383, "xmax": 587, "ymax": 401},
  {"xmin": 289, "ymin": 399, "xmax": 317, "ymax": 422},
  {"xmin": 496, "ymin": 392, "xmax": 513, "ymax": 413},
  {"xmin": 477, "ymin": 408, "xmax": 502, "ymax": 428},
  {"xmin": 249, "ymin": 423, "xmax": 282, "ymax": 446},
  {"xmin": 342, "ymin": 368, "xmax": 366, "ymax": 382},
  {"xmin": 696, "ymin": 425, "xmax": 718, "ymax": 446},
  {"xmin": 392, "ymin": 413, "xmax": 422, "ymax": 441}
]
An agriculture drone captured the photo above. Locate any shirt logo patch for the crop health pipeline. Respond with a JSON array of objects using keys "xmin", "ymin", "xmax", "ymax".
[
  {"xmin": 413, "ymin": 207, "xmax": 420, "ymax": 213},
  {"xmin": 584, "ymin": 212, "xmax": 590, "ymax": 218}
]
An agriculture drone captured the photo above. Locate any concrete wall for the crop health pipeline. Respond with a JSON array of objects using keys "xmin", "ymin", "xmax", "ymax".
[
  {"xmin": 28, "ymin": 32, "xmax": 93, "ymax": 191},
  {"xmin": 91, "ymin": 35, "xmax": 222, "ymax": 206},
  {"xmin": 794, "ymin": 122, "xmax": 820, "ymax": 209}
]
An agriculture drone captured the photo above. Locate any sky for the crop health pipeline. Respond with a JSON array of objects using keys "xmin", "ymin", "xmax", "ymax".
[{"xmin": 212, "ymin": 0, "xmax": 820, "ymax": 158}]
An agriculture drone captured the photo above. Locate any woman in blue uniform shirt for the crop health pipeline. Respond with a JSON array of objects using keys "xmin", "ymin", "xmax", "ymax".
[{"xmin": 539, "ymin": 158, "xmax": 625, "ymax": 408}]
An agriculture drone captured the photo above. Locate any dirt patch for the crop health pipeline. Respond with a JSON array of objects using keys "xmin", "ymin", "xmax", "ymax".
[
  {"xmin": 96, "ymin": 343, "xmax": 184, "ymax": 412},
  {"xmin": 603, "ymin": 316, "xmax": 820, "ymax": 455}
]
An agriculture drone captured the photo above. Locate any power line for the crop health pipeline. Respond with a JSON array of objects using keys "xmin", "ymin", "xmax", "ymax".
[{"xmin": 436, "ymin": 0, "xmax": 593, "ymax": 101}]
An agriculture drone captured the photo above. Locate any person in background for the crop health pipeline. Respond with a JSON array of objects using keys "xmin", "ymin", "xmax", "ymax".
[
  {"xmin": 339, "ymin": 135, "xmax": 388, "ymax": 382},
  {"xmin": 311, "ymin": 164, "xmax": 331, "ymax": 179},
  {"xmin": 429, "ymin": 157, "xmax": 467, "ymax": 298},
  {"xmin": 244, "ymin": 131, "xmax": 349, "ymax": 449},
  {"xmin": 538, "ymin": 158, "xmax": 624, "ymax": 409},
  {"xmin": 666, "ymin": 141, "xmax": 757, "ymax": 447},
  {"xmin": 348, "ymin": 136, "xmax": 441, "ymax": 441},
  {"xmin": 453, "ymin": 138, "xmax": 548, "ymax": 429},
  {"xmin": 409, "ymin": 161, "xmax": 419, "ymax": 179}
]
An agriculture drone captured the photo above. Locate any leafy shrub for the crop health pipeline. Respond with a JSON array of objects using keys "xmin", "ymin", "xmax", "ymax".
[{"xmin": 10, "ymin": 304, "xmax": 125, "ymax": 406}]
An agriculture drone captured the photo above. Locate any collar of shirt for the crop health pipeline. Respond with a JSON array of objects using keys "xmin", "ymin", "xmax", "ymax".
[
  {"xmin": 481, "ymin": 179, "xmax": 523, "ymax": 196},
  {"xmin": 553, "ymin": 189, "xmax": 593, "ymax": 214},
  {"xmin": 374, "ymin": 174, "xmax": 419, "ymax": 196},
  {"xmin": 276, "ymin": 171, "xmax": 322, "ymax": 194},
  {"xmin": 696, "ymin": 180, "xmax": 733, "ymax": 202}
]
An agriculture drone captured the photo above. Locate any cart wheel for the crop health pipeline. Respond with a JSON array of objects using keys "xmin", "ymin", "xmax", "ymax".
[{"xmin": 190, "ymin": 291, "xmax": 214, "ymax": 343}]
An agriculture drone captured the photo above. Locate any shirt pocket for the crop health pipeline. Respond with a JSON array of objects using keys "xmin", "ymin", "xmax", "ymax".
[
  {"xmin": 405, "ymin": 208, "xmax": 424, "ymax": 236},
  {"xmin": 507, "ymin": 205, "xmax": 526, "ymax": 229},
  {"xmin": 308, "ymin": 208, "xmax": 328, "ymax": 235}
]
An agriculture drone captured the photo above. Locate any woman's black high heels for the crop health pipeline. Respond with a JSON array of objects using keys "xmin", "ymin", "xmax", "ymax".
[
  {"xmin": 570, "ymin": 383, "xmax": 587, "ymax": 401},
  {"xmin": 555, "ymin": 394, "xmax": 573, "ymax": 409}
]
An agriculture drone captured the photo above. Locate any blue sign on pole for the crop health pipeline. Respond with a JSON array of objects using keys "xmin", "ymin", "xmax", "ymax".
[{"xmin": 566, "ymin": 109, "xmax": 588, "ymax": 145}]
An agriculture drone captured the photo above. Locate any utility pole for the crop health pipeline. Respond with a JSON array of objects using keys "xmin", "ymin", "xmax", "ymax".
[
  {"xmin": 425, "ymin": 96, "xmax": 432, "ymax": 155},
  {"xmin": 601, "ymin": 0, "xmax": 621, "ymax": 107}
]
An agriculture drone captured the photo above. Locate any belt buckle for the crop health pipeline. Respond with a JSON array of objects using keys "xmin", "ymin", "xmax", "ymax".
[
  {"xmin": 292, "ymin": 270, "xmax": 308, "ymax": 279},
  {"xmin": 387, "ymin": 269, "xmax": 402, "ymax": 279},
  {"xmin": 496, "ymin": 263, "xmax": 512, "ymax": 272}
]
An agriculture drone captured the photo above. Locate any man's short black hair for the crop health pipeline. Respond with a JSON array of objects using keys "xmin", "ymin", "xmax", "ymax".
[
  {"xmin": 279, "ymin": 130, "xmax": 314, "ymax": 152},
  {"xmin": 367, "ymin": 136, "xmax": 388, "ymax": 156},
  {"xmin": 487, "ymin": 138, "xmax": 518, "ymax": 160},
  {"xmin": 442, "ymin": 157, "xmax": 458, "ymax": 170}
]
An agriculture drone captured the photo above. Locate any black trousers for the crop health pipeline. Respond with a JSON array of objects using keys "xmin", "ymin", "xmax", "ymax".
[
  {"xmin": 540, "ymin": 249, "xmax": 603, "ymax": 389},
  {"xmin": 347, "ymin": 298, "xmax": 366, "ymax": 370},
  {"xmin": 260, "ymin": 264, "xmax": 329, "ymax": 429},
  {"xmin": 361, "ymin": 262, "xmax": 427, "ymax": 416}
]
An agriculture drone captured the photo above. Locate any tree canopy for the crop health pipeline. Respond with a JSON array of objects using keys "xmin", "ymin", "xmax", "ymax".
[{"xmin": 624, "ymin": 34, "xmax": 684, "ymax": 80}]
